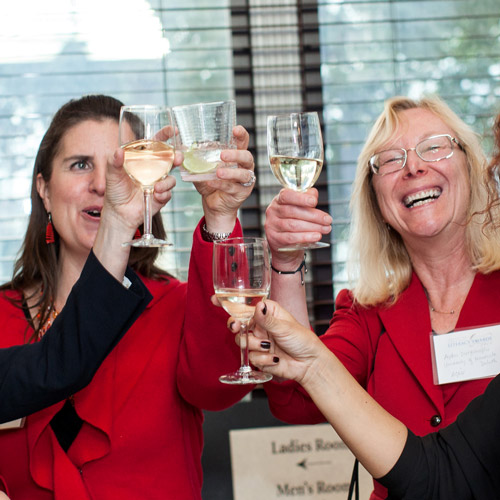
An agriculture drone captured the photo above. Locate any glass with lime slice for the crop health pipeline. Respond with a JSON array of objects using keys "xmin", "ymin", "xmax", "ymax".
[{"xmin": 173, "ymin": 101, "xmax": 236, "ymax": 181}]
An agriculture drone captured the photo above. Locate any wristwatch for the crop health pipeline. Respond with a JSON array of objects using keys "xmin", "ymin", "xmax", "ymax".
[{"xmin": 201, "ymin": 223, "xmax": 232, "ymax": 242}]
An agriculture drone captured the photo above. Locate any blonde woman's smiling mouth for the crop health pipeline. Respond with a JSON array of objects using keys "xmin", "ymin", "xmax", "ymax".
[{"xmin": 403, "ymin": 188, "xmax": 442, "ymax": 208}]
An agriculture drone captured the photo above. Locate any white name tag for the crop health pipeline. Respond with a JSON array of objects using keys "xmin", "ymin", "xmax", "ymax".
[
  {"xmin": 431, "ymin": 324, "xmax": 500, "ymax": 384},
  {"xmin": 0, "ymin": 417, "xmax": 25, "ymax": 430}
]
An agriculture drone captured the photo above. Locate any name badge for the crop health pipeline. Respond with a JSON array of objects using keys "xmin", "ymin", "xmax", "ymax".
[
  {"xmin": 0, "ymin": 417, "xmax": 25, "ymax": 430},
  {"xmin": 431, "ymin": 324, "xmax": 500, "ymax": 385}
]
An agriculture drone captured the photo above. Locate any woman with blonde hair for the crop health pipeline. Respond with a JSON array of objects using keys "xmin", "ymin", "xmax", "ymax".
[
  {"xmin": 256, "ymin": 95, "xmax": 500, "ymax": 499},
  {"xmin": 349, "ymin": 96, "xmax": 500, "ymax": 305}
]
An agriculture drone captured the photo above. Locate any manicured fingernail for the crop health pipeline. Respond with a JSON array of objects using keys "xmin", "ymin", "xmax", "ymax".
[
  {"xmin": 229, "ymin": 321, "xmax": 235, "ymax": 331},
  {"xmin": 262, "ymin": 303, "xmax": 267, "ymax": 315},
  {"xmin": 261, "ymin": 341, "xmax": 271, "ymax": 349},
  {"xmin": 273, "ymin": 356, "xmax": 280, "ymax": 363}
]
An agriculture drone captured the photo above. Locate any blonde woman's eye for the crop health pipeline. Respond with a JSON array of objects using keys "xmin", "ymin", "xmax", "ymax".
[{"xmin": 383, "ymin": 156, "xmax": 404, "ymax": 166}]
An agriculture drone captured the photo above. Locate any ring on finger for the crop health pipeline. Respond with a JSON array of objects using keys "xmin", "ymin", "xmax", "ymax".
[{"xmin": 241, "ymin": 171, "xmax": 256, "ymax": 187}]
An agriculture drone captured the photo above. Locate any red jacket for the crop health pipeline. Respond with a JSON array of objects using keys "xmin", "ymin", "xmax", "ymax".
[
  {"xmin": 0, "ymin": 220, "xmax": 249, "ymax": 500},
  {"xmin": 265, "ymin": 270, "xmax": 500, "ymax": 499}
]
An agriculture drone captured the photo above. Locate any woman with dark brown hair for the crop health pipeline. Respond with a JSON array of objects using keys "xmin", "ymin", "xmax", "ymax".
[
  {"xmin": 3, "ymin": 95, "xmax": 170, "ymax": 340},
  {"xmin": 483, "ymin": 112, "xmax": 500, "ymax": 229},
  {"xmin": 0, "ymin": 108, "xmax": 170, "ymax": 423},
  {"xmin": 0, "ymin": 94, "xmax": 255, "ymax": 500}
]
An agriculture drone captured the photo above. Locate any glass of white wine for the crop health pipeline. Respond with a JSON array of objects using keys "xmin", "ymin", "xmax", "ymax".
[
  {"xmin": 267, "ymin": 111, "xmax": 329, "ymax": 251},
  {"xmin": 213, "ymin": 237, "xmax": 272, "ymax": 385},
  {"xmin": 119, "ymin": 105, "xmax": 176, "ymax": 247}
]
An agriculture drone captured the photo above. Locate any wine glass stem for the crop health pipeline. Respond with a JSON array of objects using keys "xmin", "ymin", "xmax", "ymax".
[
  {"xmin": 143, "ymin": 188, "xmax": 153, "ymax": 238},
  {"xmin": 239, "ymin": 321, "xmax": 252, "ymax": 373}
]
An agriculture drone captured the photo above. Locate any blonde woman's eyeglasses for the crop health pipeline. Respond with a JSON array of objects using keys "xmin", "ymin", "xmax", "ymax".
[{"xmin": 369, "ymin": 134, "xmax": 464, "ymax": 176}]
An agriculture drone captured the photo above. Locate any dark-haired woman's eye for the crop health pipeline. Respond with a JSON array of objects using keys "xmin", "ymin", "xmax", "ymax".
[{"xmin": 70, "ymin": 160, "xmax": 90, "ymax": 171}]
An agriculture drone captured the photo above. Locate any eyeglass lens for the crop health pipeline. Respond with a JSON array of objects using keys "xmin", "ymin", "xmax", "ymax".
[{"xmin": 371, "ymin": 135, "xmax": 454, "ymax": 175}]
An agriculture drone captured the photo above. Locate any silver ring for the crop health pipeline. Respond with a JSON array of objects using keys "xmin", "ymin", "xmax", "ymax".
[{"xmin": 241, "ymin": 171, "xmax": 256, "ymax": 187}]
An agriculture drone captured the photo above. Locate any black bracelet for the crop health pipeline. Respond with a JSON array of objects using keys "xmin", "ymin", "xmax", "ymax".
[{"xmin": 271, "ymin": 259, "xmax": 307, "ymax": 286}]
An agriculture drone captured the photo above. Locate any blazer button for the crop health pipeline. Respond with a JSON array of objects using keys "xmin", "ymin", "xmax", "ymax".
[{"xmin": 430, "ymin": 415, "xmax": 442, "ymax": 427}]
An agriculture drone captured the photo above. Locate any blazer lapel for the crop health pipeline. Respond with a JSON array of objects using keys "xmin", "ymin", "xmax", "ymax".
[{"xmin": 379, "ymin": 272, "xmax": 445, "ymax": 415}]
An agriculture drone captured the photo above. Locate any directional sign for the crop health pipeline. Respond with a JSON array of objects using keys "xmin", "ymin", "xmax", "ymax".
[
  {"xmin": 297, "ymin": 458, "xmax": 332, "ymax": 470},
  {"xmin": 229, "ymin": 423, "xmax": 373, "ymax": 499}
]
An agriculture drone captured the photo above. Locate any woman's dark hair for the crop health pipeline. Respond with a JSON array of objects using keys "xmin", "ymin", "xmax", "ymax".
[
  {"xmin": 1, "ymin": 94, "xmax": 168, "ymax": 338},
  {"xmin": 484, "ymin": 114, "xmax": 500, "ymax": 230}
]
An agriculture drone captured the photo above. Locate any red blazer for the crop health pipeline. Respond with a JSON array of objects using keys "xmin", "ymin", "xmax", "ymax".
[
  {"xmin": 0, "ymin": 220, "xmax": 248, "ymax": 500},
  {"xmin": 265, "ymin": 270, "xmax": 500, "ymax": 499}
]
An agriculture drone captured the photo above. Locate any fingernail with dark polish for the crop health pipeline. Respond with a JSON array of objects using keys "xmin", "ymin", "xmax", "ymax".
[
  {"xmin": 229, "ymin": 322, "xmax": 235, "ymax": 331},
  {"xmin": 261, "ymin": 341, "xmax": 271, "ymax": 349},
  {"xmin": 273, "ymin": 356, "xmax": 280, "ymax": 363},
  {"xmin": 262, "ymin": 303, "xmax": 267, "ymax": 315}
]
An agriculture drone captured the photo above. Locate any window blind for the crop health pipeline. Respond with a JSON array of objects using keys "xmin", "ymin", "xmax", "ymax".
[
  {"xmin": 318, "ymin": 0, "xmax": 500, "ymax": 299},
  {"xmin": 1, "ymin": 0, "xmax": 500, "ymax": 334},
  {"xmin": 0, "ymin": 0, "xmax": 236, "ymax": 282},
  {"xmin": 230, "ymin": 0, "xmax": 500, "ymax": 333}
]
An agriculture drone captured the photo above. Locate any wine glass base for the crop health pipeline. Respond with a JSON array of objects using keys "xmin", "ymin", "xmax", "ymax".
[
  {"xmin": 122, "ymin": 237, "xmax": 173, "ymax": 248},
  {"xmin": 278, "ymin": 241, "xmax": 330, "ymax": 252},
  {"xmin": 219, "ymin": 370, "xmax": 273, "ymax": 385}
]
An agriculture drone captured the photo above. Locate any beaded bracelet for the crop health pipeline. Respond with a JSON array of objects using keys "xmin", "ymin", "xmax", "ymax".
[
  {"xmin": 201, "ymin": 223, "xmax": 232, "ymax": 242},
  {"xmin": 271, "ymin": 259, "xmax": 307, "ymax": 286}
]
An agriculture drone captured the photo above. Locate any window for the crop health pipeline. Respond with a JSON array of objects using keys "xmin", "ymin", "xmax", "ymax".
[
  {"xmin": 319, "ymin": 0, "xmax": 500, "ymax": 300},
  {"xmin": 0, "ymin": 0, "xmax": 235, "ymax": 281},
  {"xmin": 1, "ymin": 0, "xmax": 500, "ymax": 333}
]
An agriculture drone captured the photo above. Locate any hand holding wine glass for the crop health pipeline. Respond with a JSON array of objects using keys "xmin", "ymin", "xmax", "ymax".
[
  {"xmin": 267, "ymin": 111, "xmax": 329, "ymax": 251},
  {"xmin": 213, "ymin": 237, "xmax": 272, "ymax": 385},
  {"xmin": 119, "ymin": 105, "xmax": 176, "ymax": 247}
]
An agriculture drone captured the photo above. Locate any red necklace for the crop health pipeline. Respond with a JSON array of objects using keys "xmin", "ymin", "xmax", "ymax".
[{"xmin": 36, "ymin": 305, "xmax": 59, "ymax": 340}]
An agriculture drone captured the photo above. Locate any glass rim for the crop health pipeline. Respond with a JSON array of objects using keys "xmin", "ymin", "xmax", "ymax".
[
  {"xmin": 267, "ymin": 111, "xmax": 319, "ymax": 120},
  {"xmin": 213, "ymin": 236, "xmax": 268, "ymax": 246},
  {"xmin": 120, "ymin": 104, "xmax": 171, "ymax": 111},
  {"xmin": 171, "ymin": 99, "xmax": 236, "ymax": 111}
]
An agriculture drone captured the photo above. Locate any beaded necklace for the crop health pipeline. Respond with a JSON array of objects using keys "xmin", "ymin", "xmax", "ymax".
[{"xmin": 36, "ymin": 304, "xmax": 59, "ymax": 340}]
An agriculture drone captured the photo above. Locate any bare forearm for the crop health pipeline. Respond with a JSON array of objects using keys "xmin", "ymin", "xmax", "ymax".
[
  {"xmin": 92, "ymin": 209, "xmax": 131, "ymax": 282},
  {"xmin": 301, "ymin": 349, "xmax": 407, "ymax": 478},
  {"xmin": 270, "ymin": 273, "xmax": 310, "ymax": 327}
]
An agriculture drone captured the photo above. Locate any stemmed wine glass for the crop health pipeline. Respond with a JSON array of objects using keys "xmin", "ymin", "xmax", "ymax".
[
  {"xmin": 267, "ymin": 111, "xmax": 329, "ymax": 251},
  {"xmin": 213, "ymin": 237, "xmax": 272, "ymax": 385},
  {"xmin": 119, "ymin": 105, "xmax": 176, "ymax": 247}
]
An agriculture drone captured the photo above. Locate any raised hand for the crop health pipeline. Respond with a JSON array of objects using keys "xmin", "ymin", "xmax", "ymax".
[
  {"xmin": 241, "ymin": 299, "xmax": 327, "ymax": 386},
  {"xmin": 102, "ymin": 147, "xmax": 178, "ymax": 233},
  {"xmin": 265, "ymin": 188, "xmax": 332, "ymax": 267},
  {"xmin": 194, "ymin": 125, "xmax": 255, "ymax": 233},
  {"xmin": 92, "ymin": 147, "xmax": 179, "ymax": 281}
]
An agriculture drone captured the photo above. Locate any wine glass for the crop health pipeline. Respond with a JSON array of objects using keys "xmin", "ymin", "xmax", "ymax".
[
  {"xmin": 267, "ymin": 111, "xmax": 329, "ymax": 251},
  {"xmin": 119, "ymin": 105, "xmax": 176, "ymax": 247},
  {"xmin": 213, "ymin": 237, "xmax": 272, "ymax": 385}
]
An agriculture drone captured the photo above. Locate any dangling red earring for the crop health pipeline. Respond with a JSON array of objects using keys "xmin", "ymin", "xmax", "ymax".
[
  {"xmin": 46, "ymin": 212, "xmax": 55, "ymax": 244},
  {"xmin": 134, "ymin": 228, "xmax": 141, "ymax": 239}
]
